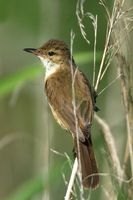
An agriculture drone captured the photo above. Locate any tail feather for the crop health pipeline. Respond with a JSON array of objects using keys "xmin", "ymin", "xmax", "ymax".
[{"xmin": 75, "ymin": 138, "xmax": 99, "ymax": 189}]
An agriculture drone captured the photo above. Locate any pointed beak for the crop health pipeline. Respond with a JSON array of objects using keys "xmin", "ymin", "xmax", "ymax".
[{"xmin": 23, "ymin": 48, "xmax": 38, "ymax": 55}]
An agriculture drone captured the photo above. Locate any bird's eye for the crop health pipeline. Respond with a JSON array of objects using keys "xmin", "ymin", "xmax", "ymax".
[{"xmin": 48, "ymin": 51, "xmax": 55, "ymax": 56}]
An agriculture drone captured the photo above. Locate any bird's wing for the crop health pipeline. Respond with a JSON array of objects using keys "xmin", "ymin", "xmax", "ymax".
[{"xmin": 45, "ymin": 68, "xmax": 94, "ymax": 141}]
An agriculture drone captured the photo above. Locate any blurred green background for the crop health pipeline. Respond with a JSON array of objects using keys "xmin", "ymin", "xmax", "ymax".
[{"xmin": 0, "ymin": 0, "xmax": 129, "ymax": 199}]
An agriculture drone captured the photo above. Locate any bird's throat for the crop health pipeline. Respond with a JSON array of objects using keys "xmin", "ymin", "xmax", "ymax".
[{"xmin": 39, "ymin": 56, "xmax": 60, "ymax": 79}]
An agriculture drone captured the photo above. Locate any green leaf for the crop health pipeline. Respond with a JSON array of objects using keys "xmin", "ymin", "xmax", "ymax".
[
  {"xmin": 6, "ymin": 164, "xmax": 62, "ymax": 200},
  {"xmin": 0, "ymin": 51, "xmax": 102, "ymax": 97},
  {"xmin": 0, "ymin": 63, "xmax": 43, "ymax": 97},
  {"xmin": 74, "ymin": 51, "xmax": 101, "ymax": 63}
]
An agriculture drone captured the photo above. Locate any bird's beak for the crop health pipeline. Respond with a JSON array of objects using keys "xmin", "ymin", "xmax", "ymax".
[{"xmin": 23, "ymin": 48, "xmax": 38, "ymax": 55}]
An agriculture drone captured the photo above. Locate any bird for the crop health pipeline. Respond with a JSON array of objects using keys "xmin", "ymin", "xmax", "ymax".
[{"xmin": 24, "ymin": 39, "xmax": 99, "ymax": 189}]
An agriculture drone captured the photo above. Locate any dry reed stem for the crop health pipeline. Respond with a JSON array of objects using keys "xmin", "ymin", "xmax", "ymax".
[
  {"xmin": 96, "ymin": 1, "xmax": 133, "ymax": 193},
  {"xmin": 94, "ymin": 114, "xmax": 123, "ymax": 180},
  {"xmin": 71, "ymin": 31, "xmax": 85, "ymax": 199},
  {"xmin": 64, "ymin": 158, "xmax": 78, "ymax": 200},
  {"xmin": 64, "ymin": 31, "xmax": 85, "ymax": 200},
  {"xmin": 116, "ymin": 55, "xmax": 133, "ymax": 174},
  {"xmin": 111, "ymin": 2, "xmax": 133, "ymax": 197}
]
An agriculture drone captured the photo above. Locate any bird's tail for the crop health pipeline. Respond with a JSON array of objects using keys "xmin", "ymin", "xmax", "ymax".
[{"xmin": 74, "ymin": 137, "xmax": 99, "ymax": 189}]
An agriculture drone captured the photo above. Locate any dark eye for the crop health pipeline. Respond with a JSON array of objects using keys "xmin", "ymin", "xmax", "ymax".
[{"xmin": 48, "ymin": 51, "xmax": 55, "ymax": 56}]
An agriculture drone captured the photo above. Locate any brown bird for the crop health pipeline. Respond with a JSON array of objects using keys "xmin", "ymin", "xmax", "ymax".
[{"xmin": 24, "ymin": 39, "xmax": 99, "ymax": 189}]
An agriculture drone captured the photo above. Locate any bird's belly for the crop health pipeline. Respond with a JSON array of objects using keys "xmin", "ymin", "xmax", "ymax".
[{"xmin": 49, "ymin": 103, "xmax": 68, "ymax": 130}]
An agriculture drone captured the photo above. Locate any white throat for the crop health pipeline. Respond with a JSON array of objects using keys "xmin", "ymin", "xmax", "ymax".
[{"xmin": 38, "ymin": 56, "xmax": 60, "ymax": 79}]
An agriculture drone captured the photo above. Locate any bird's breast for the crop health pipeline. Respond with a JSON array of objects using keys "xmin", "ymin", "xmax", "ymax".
[{"xmin": 45, "ymin": 70, "xmax": 72, "ymax": 110}]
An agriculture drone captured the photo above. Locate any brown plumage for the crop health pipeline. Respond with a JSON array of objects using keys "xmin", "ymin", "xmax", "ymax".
[{"xmin": 24, "ymin": 39, "xmax": 99, "ymax": 189}]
